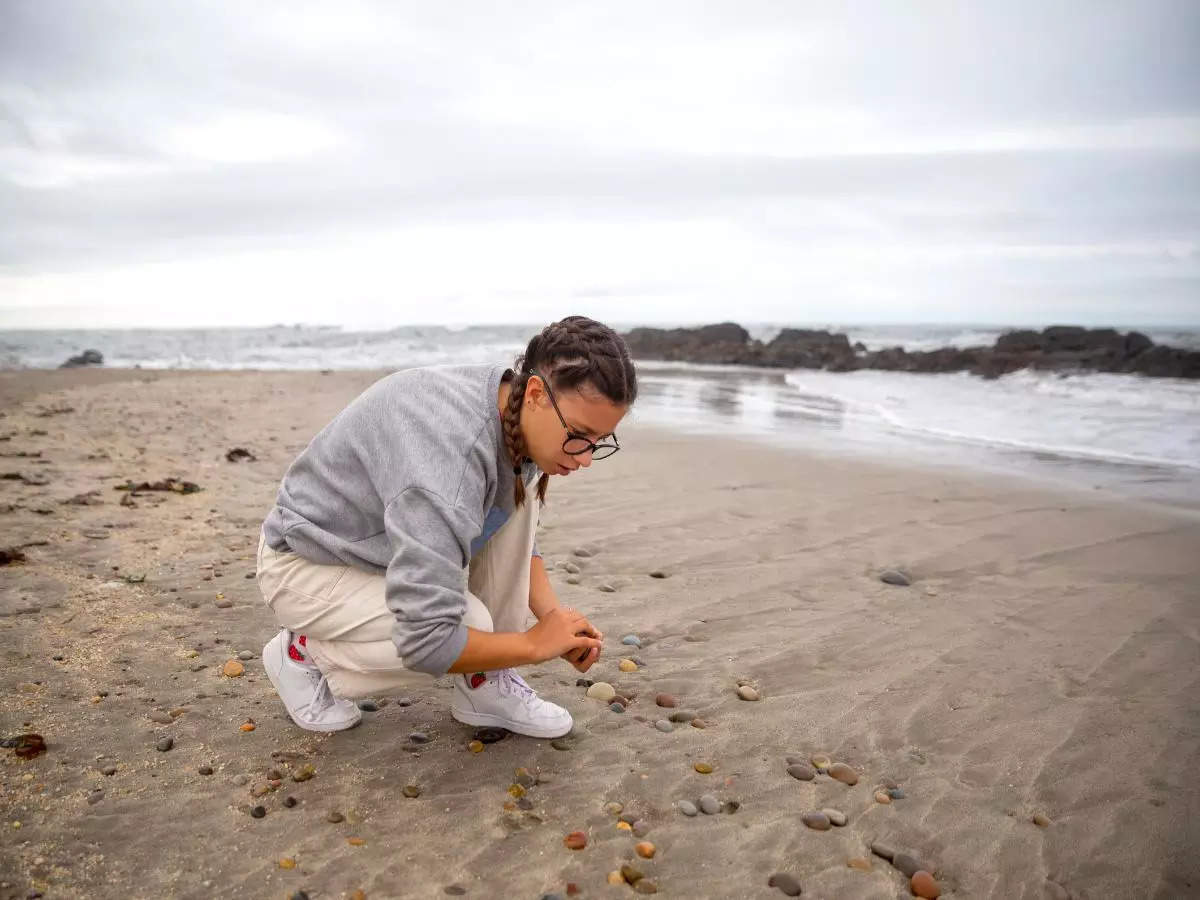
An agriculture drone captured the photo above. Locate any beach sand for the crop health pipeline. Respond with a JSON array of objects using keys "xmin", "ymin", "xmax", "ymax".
[{"xmin": 1, "ymin": 368, "xmax": 1197, "ymax": 899}]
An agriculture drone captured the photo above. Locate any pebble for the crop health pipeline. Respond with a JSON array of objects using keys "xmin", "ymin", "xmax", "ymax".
[
  {"xmin": 787, "ymin": 764, "xmax": 815, "ymax": 781},
  {"xmin": 911, "ymin": 871, "xmax": 941, "ymax": 898},
  {"xmin": 251, "ymin": 783, "xmax": 272, "ymax": 797},
  {"xmin": 828, "ymin": 763, "xmax": 858, "ymax": 786},
  {"xmin": 847, "ymin": 857, "xmax": 872, "ymax": 871},
  {"xmin": 575, "ymin": 678, "xmax": 593, "ymax": 688},
  {"xmin": 603, "ymin": 801, "xmax": 624, "ymax": 815},
  {"xmin": 563, "ymin": 830, "xmax": 587, "ymax": 850},
  {"xmin": 693, "ymin": 762, "xmax": 713, "ymax": 774},
  {"xmin": 101, "ymin": 765, "xmax": 117, "ymax": 776},
  {"xmin": 598, "ymin": 583, "xmax": 615, "ymax": 593},
  {"xmin": 669, "ymin": 710, "xmax": 696, "ymax": 723},
  {"xmin": 649, "ymin": 570, "xmax": 668, "ymax": 579},
  {"xmin": 566, "ymin": 576, "xmax": 581, "ymax": 585},
  {"xmin": 870, "ymin": 842, "xmax": 896, "ymax": 861},
  {"xmin": 609, "ymin": 702, "xmax": 625, "ymax": 713},
  {"xmin": 326, "ymin": 811, "xmax": 344, "ymax": 823},
  {"xmin": 515, "ymin": 769, "xmax": 536, "ymax": 787},
  {"xmin": 767, "ymin": 873, "xmax": 803, "ymax": 897},
  {"xmin": 821, "ymin": 808, "xmax": 847, "ymax": 826},
  {"xmin": 250, "ymin": 806, "xmax": 266, "ymax": 818},
  {"xmin": 888, "ymin": 787, "xmax": 906, "ymax": 800},
  {"xmin": 169, "ymin": 707, "xmax": 187, "ymax": 718},
  {"xmin": 563, "ymin": 562, "xmax": 581, "ymax": 574},
  {"xmin": 801, "ymin": 812, "xmax": 831, "ymax": 831},
  {"xmin": 149, "ymin": 711, "xmax": 173, "ymax": 724},
  {"xmin": 408, "ymin": 731, "xmax": 431, "ymax": 744},
  {"xmin": 586, "ymin": 682, "xmax": 616, "ymax": 702},
  {"xmin": 222, "ymin": 660, "xmax": 244, "ymax": 678},
  {"xmin": 892, "ymin": 852, "xmax": 924, "ymax": 878},
  {"xmin": 634, "ymin": 841, "xmax": 655, "ymax": 859},
  {"xmin": 632, "ymin": 819, "xmax": 650, "ymax": 837},
  {"xmin": 291, "ymin": 764, "xmax": 315, "ymax": 783},
  {"xmin": 240, "ymin": 722, "xmax": 256, "ymax": 732},
  {"xmin": 214, "ymin": 598, "xmax": 233, "ymax": 609},
  {"xmin": 1033, "ymin": 812, "xmax": 1051, "ymax": 827},
  {"xmin": 444, "ymin": 887, "xmax": 466, "ymax": 897},
  {"xmin": 402, "ymin": 784, "xmax": 421, "ymax": 798},
  {"xmin": 655, "ymin": 693, "xmax": 678, "ymax": 708},
  {"xmin": 736, "ymin": 685, "xmax": 760, "ymax": 701},
  {"xmin": 474, "ymin": 727, "xmax": 508, "ymax": 743},
  {"xmin": 880, "ymin": 569, "xmax": 911, "ymax": 586},
  {"xmin": 468, "ymin": 740, "xmax": 484, "ymax": 753},
  {"xmin": 87, "ymin": 790, "xmax": 104, "ymax": 805},
  {"xmin": 619, "ymin": 659, "xmax": 638, "ymax": 673},
  {"xmin": 608, "ymin": 871, "xmax": 625, "ymax": 886},
  {"xmin": 155, "ymin": 737, "xmax": 173, "ymax": 752},
  {"xmin": 633, "ymin": 883, "xmax": 657, "ymax": 895},
  {"xmin": 654, "ymin": 720, "xmax": 672, "ymax": 733},
  {"xmin": 232, "ymin": 774, "xmax": 250, "ymax": 786},
  {"xmin": 699, "ymin": 794, "xmax": 721, "ymax": 815},
  {"xmin": 616, "ymin": 821, "xmax": 632, "ymax": 832},
  {"xmin": 690, "ymin": 718, "xmax": 707, "ymax": 728},
  {"xmin": 237, "ymin": 650, "xmax": 254, "ymax": 660},
  {"xmin": 573, "ymin": 547, "xmax": 594, "ymax": 558},
  {"xmin": 621, "ymin": 635, "xmax": 642, "ymax": 647},
  {"xmin": 279, "ymin": 858, "xmax": 296, "ymax": 870},
  {"xmin": 550, "ymin": 739, "xmax": 572, "ymax": 751},
  {"xmin": 517, "ymin": 798, "xmax": 533, "ymax": 810},
  {"xmin": 874, "ymin": 790, "xmax": 892, "ymax": 804},
  {"xmin": 810, "ymin": 753, "xmax": 832, "ymax": 769},
  {"xmin": 283, "ymin": 796, "xmax": 298, "ymax": 808},
  {"xmin": 356, "ymin": 700, "xmax": 379, "ymax": 712}
]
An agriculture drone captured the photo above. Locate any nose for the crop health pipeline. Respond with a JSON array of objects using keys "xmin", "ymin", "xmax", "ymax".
[{"xmin": 577, "ymin": 450, "xmax": 594, "ymax": 469}]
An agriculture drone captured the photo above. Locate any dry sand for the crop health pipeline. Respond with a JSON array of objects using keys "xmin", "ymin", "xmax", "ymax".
[{"xmin": 1, "ymin": 368, "xmax": 1197, "ymax": 900}]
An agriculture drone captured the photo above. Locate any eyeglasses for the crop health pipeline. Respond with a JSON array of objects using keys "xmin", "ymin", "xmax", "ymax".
[{"xmin": 529, "ymin": 369, "xmax": 620, "ymax": 460}]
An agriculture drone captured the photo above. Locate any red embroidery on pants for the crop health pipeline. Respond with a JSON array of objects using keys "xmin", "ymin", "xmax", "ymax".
[{"xmin": 469, "ymin": 672, "xmax": 487, "ymax": 689}]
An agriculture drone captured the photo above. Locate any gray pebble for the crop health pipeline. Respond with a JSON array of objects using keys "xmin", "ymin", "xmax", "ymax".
[
  {"xmin": 621, "ymin": 634, "xmax": 642, "ymax": 647},
  {"xmin": 654, "ymin": 720, "xmax": 672, "ymax": 733},
  {"xmin": 801, "ymin": 811, "xmax": 831, "ymax": 831},
  {"xmin": 237, "ymin": 650, "xmax": 254, "ymax": 661},
  {"xmin": 632, "ymin": 819, "xmax": 650, "ymax": 837},
  {"xmin": 563, "ymin": 562, "xmax": 581, "ymax": 574},
  {"xmin": 821, "ymin": 807, "xmax": 847, "ymax": 826},
  {"xmin": 214, "ymin": 598, "xmax": 233, "ymax": 608},
  {"xmin": 566, "ymin": 575, "xmax": 581, "ymax": 585},
  {"xmin": 396, "ymin": 697, "xmax": 412, "ymax": 707},
  {"xmin": 408, "ymin": 731, "xmax": 431, "ymax": 744},
  {"xmin": 888, "ymin": 787, "xmax": 906, "ymax": 800},
  {"xmin": 767, "ymin": 873, "xmax": 802, "ymax": 897},
  {"xmin": 100, "ymin": 765, "xmax": 117, "ymax": 776},
  {"xmin": 786, "ymin": 764, "xmax": 815, "ymax": 781},
  {"xmin": 893, "ymin": 852, "xmax": 925, "ymax": 878},
  {"xmin": 573, "ymin": 547, "xmax": 594, "ymax": 558},
  {"xmin": 609, "ymin": 702, "xmax": 625, "ymax": 713},
  {"xmin": 87, "ymin": 790, "xmax": 104, "ymax": 805},
  {"xmin": 669, "ymin": 709, "xmax": 697, "ymax": 723},
  {"xmin": 356, "ymin": 699, "xmax": 379, "ymax": 712},
  {"xmin": 232, "ymin": 774, "xmax": 250, "ymax": 786},
  {"xmin": 699, "ymin": 793, "xmax": 721, "ymax": 815},
  {"xmin": 880, "ymin": 569, "xmax": 911, "ymax": 586},
  {"xmin": 598, "ymin": 583, "xmax": 615, "ymax": 593},
  {"xmin": 677, "ymin": 799, "xmax": 698, "ymax": 817},
  {"xmin": 155, "ymin": 737, "xmax": 173, "ymax": 752},
  {"xmin": 870, "ymin": 841, "xmax": 897, "ymax": 861},
  {"xmin": 148, "ymin": 711, "xmax": 173, "ymax": 724}
]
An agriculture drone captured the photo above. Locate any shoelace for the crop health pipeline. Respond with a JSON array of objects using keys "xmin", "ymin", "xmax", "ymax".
[{"xmin": 496, "ymin": 669, "xmax": 538, "ymax": 706}]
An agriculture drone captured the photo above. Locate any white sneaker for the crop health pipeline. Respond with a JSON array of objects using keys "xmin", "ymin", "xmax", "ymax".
[
  {"xmin": 450, "ymin": 669, "xmax": 573, "ymax": 739},
  {"xmin": 262, "ymin": 629, "xmax": 362, "ymax": 733}
]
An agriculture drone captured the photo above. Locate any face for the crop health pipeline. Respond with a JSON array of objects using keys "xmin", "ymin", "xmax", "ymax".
[{"xmin": 521, "ymin": 376, "xmax": 627, "ymax": 477}]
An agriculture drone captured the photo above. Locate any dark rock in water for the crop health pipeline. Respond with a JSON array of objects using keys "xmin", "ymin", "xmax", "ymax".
[
  {"xmin": 880, "ymin": 569, "xmax": 911, "ymax": 586},
  {"xmin": 225, "ymin": 447, "xmax": 257, "ymax": 463},
  {"xmin": 767, "ymin": 873, "xmax": 803, "ymax": 896},
  {"xmin": 473, "ymin": 727, "xmax": 508, "ymax": 744},
  {"xmin": 60, "ymin": 349, "xmax": 103, "ymax": 368}
]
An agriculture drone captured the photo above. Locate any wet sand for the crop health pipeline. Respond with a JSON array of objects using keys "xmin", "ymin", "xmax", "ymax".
[{"xmin": 1, "ymin": 368, "xmax": 1197, "ymax": 899}]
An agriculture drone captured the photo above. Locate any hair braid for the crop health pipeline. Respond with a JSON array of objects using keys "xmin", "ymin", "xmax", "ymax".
[{"xmin": 503, "ymin": 316, "xmax": 638, "ymax": 508}]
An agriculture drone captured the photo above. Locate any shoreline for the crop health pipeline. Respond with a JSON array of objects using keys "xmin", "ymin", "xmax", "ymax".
[{"xmin": 1, "ymin": 368, "xmax": 1197, "ymax": 898}]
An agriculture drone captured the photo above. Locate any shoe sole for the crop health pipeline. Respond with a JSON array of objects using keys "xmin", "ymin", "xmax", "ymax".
[
  {"xmin": 263, "ymin": 634, "xmax": 361, "ymax": 733},
  {"xmin": 450, "ymin": 706, "xmax": 572, "ymax": 739}
]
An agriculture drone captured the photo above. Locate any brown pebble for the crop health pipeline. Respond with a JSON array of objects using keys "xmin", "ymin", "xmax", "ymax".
[
  {"xmin": 633, "ymin": 882, "xmax": 658, "ymax": 895},
  {"xmin": 564, "ymin": 830, "xmax": 587, "ymax": 850},
  {"xmin": 350, "ymin": 892, "xmax": 366, "ymax": 900},
  {"xmin": 737, "ymin": 684, "xmax": 760, "ymax": 701},
  {"xmin": 222, "ymin": 659, "xmax": 244, "ymax": 677},
  {"xmin": 607, "ymin": 871, "xmax": 625, "ymax": 886},
  {"xmin": 468, "ymin": 740, "xmax": 484, "ymax": 753},
  {"xmin": 874, "ymin": 790, "xmax": 893, "ymax": 804},
  {"xmin": 787, "ymin": 764, "xmax": 815, "ymax": 781},
  {"xmin": 827, "ymin": 762, "xmax": 859, "ymax": 785},
  {"xmin": 347, "ymin": 837, "xmax": 365, "ymax": 846},
  {"xmin": 327, "ymin": 811, "xmax": 344, "ymax": 823},
  {"xmin": 292, "ymin": 764, "xmax": 315, "ymax": 782},
  {"xmin": 279, "ymin": 858, "xmax": 296, "ymax": 869},
  {"xmin": 634, "ymin": 841, "xmax": 656, "ymax": 859},
  {"xmin": 239, "ymin": 722, "xmax": 256, "ymax": 732},
  {"xmin": 911, "ymin": 871, "xmax": 941, "ymax": 898},
  {"xmin": 847, "ymin": 857, "xmax": 872, "ymax": 871},
  {"xmin": 1033, "ymin": 813, "xmax": 1051, "ymax": 827},
  {"xmin": 655, "ymin": 693, "xmax": 677, "ymax": 708},
  {"xmin": 402, "ymin": 784, "xmax": 421, "ymax": 798},
  {"xmin": 801, "ymin": 812, "xmax": 831, "ymax": 831},
  {"xmin": 690, "ymin": 718, "xmax": 707, "ymax": 728},
  {"xmin": 620, "ymin": 864, "xmax": 644, "ymax": 884},
  {"xmin": 693, "ymin": 761, "xmax": 713, "ymax": 774}
]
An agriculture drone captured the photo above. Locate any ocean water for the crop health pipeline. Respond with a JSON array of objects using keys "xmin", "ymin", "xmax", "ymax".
[{"xmin": 3, "ymin": 323, "xmax": 1198, "ymax": 508}]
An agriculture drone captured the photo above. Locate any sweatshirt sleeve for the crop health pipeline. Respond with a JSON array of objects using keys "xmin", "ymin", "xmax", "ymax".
[{"xmin": 383, "ymin": 486, "xmax": 480, "ymax": 676}]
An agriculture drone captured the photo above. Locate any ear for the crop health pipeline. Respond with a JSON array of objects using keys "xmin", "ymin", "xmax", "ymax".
[{"xmin": 524, "ymin": 374, "xmax": 547, "ymax": 407}]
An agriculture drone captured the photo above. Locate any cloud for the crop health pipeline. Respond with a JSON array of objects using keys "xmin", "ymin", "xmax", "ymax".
[{"xmin": 0, "ymin": 0, "xmax": 1197, "ymax": 327}]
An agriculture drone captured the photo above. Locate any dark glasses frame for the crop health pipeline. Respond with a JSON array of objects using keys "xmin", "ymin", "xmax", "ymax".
[{"xmin": 529, "ymin": 369, "xmax": 620, "ymax": 459}]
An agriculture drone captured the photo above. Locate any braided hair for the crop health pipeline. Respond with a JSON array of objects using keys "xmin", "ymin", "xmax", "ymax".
[{"xmin": 502, "ymin": 316, "xmax": 638, "ymax": 507}]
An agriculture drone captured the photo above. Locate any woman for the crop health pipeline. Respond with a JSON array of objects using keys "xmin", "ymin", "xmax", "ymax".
[{"xmin": 255, "ymin": 316, "xmax": 637, "ymax": 739}]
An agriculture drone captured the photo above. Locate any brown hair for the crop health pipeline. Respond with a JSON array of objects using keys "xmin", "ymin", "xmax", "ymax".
[{"xmin": 502, "ymin": 316, "xmax": 638, "ymax": 507}]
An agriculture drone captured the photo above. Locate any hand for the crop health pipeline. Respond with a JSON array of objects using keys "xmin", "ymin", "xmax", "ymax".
[{"xmin": 526, "ymin": 606, "xmax": 603, "ymax": 665}]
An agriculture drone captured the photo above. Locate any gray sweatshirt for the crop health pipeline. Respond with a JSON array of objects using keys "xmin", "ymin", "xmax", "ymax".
[{"xmin": 262, "ymin": 363, "xmax": 539, "ymax": 675}]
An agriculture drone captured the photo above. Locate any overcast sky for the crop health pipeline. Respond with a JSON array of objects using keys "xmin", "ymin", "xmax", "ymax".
[{"xmin": 1, "ymin": 1, "xmax": 1198, "ymax": 329}]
